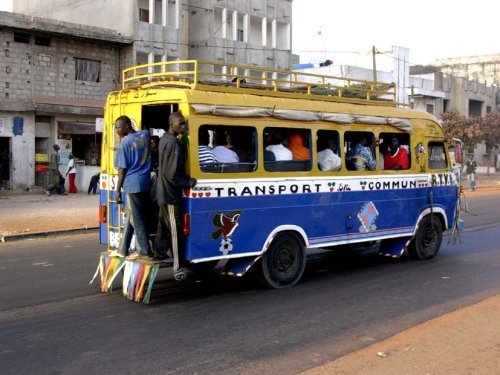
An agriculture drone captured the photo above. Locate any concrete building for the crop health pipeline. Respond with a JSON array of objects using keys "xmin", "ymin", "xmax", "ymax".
[
  {"xmin": 0, "ymin": 11, "xmax": 130, "ymax": 190},
  {"xmin": 13, "ymin": 0, "xmax": 293, "ymax": 70}
]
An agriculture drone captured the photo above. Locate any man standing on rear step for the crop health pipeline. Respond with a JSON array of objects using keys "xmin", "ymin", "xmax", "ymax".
[
  {"xmin": 114, "ymin": 115, "xmax": 153, "ymax": 260},
  {"xmin": 156, "ymin": 112, "xmax": 197, "ymax": 281}
]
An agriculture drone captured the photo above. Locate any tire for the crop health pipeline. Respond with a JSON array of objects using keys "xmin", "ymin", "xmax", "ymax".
[
  {"xmin": 260, "ymin": 232, "xmax": 306, "ymax": 288},
  {"xmin": 407, "ymin": 215, "xmax": 443, "ymax": 260}
]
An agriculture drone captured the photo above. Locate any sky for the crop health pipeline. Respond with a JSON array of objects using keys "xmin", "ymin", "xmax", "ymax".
[
  {"xmin": 293, "ymin": 0, "xmax": 500, "ymax": 66},
  {"xmin": 1, "ymin": 0, "xmax": 498, "ymax": 67}
]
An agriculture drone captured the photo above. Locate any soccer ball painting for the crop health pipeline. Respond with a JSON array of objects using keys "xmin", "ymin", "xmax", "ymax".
[{"xmin": 220, "ymin": 237, "xmax": 233, "ymax": 255}]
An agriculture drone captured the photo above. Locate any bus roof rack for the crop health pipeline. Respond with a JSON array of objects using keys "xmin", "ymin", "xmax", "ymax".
[{"xmin": 122, "ymin": 60, "xmax": 397, "ymax": 106}]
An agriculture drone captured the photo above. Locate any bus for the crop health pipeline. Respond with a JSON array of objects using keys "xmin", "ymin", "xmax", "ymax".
[{"xmin": 95, "ymin": 60, "xmax": 461, "ymax": 302}]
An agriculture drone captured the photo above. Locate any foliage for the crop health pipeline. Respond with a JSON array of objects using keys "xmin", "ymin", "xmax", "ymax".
[
  {"xmin": 481, "ymin": 113, "xmax": 500, "ymax": 153},
  {"xmin": 440, "ymin": 110, "xmax": 482, "ymax": 150}
]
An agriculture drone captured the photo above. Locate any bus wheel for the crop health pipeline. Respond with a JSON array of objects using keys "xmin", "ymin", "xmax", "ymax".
[
  {"xmin": 260, "ymin": 232, "xmax": 306, "ymax": 288},
  {"xmin": 407, "ymin": 215, "xmax": 443, "ymax": 260}
]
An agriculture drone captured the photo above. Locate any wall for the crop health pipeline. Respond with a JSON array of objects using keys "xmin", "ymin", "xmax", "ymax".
[
  {"xmin": 12, "ymin": 0, "xmax": 135, "ymax": 37},
  {"xmin": 0, "ymin": 112, "xmax": 35, "ymax": 190},
  {"xmin": 0, "ymin": 27, "xmax": 121, "ymax": 107}
]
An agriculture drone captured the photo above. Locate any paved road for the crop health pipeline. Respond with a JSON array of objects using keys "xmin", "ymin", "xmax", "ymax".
[{"xmin": 1, "ymin": 196, "xmax": 499, "ymax": 374}]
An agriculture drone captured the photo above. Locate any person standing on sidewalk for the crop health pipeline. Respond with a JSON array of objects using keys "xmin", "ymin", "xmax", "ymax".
[
  {"xmin": 114, "ymin": 115, "xmax": 153, "ymax": 260},
  {"xmin": 156, "ymin": 112, "xmax": 196, "ymax": 280},
  {"xmin": 66, "ymin": 154, "xmax": 77, "ymax": 193},
  {"xmin": 466, "ymin": 155, "xmax": 477, "ymax": 191},
  {"xmin": 45, "ymin": 144, "xmax": 60, "ymax": 196}
]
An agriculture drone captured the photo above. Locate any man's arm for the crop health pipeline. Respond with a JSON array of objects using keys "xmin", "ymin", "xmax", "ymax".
[{"xmin": 116, "ymin": 167, "xmax": 127, "ymax": 204}]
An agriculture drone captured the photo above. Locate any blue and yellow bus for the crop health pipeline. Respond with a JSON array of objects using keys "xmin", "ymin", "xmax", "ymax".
[{"xmin": 96, "ymin": 60, "xmax": 460, "ymax": 300}]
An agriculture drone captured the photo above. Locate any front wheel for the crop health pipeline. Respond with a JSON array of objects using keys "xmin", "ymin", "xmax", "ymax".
[
  {"xmin": 407, "ymin": 215, "xmax": 443, "ymax": 260},
  {"xmin": 260, "ymin": 232, "xmax": 306, "ymax": 288}
]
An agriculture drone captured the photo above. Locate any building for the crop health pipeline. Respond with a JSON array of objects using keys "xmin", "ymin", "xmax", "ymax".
[
  {"xmin": 0, "ymin": 11, "xmax": 130, "ymax": 190},
  {"xmin": 13, "ymin": 0, "xmax": 293, "ymax": 70}
]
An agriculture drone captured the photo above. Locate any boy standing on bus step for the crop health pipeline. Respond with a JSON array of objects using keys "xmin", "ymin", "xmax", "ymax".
[
  {"xmin": 114, "ymin": 115, "xmax": 153, "ymax": 260},
  {"xmin": 156, "ymin": 112, "xmax": 197, "ymax": 281}
]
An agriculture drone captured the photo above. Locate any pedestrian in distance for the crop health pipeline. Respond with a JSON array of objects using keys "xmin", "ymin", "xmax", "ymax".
[
  {"xmin": 156, "ymin": 112, "xmax": 197, "ymax": 280},
  {"xmin": 114, "ymin": 115, "xmax": 154, "ymax": 260},
  {"xmin": 45, "ymin": 144, "xmax": 60, "ymax": 196},
  {"xmin": 66, "ymin": 153, "xmax": 77, "ymax": 193},
  {"xmin": 466, "ymin": 154, "xmax": 477, "ymax": 191},
  {"xmin": 88, "ymin": 172, "xmax": 100, "ymax": 195}
]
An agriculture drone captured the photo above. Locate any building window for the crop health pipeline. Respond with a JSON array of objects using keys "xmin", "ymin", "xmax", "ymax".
[
  {"xmin": 75, "ymin": 58, "xmax": 101, "ymax": 82},
  {"xmin": 35, "ymin": 35, "xmax": 51, "ymax": 47},
  {"xmin": 487, "ymin": 106, "xmax": 492, "ymax": 113},
  {"xmin": 14, "ymin": 32, "xmax": 30, "ymax": 44},
  {"xmin": 139, "ymin": 8, "xmax": 149, "ymax": 22},
  {"xmin": 237, "ymin": 29, "xmax": 244, "ymax": 42},
  {"xmin": 426, "ymin": 104, "xmax": 434, "ymax": 115}
]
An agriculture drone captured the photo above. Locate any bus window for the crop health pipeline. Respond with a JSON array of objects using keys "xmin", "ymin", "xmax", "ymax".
[
  {"xmin": 264, "ymin": 127, "xmax": 311, "ymax": 172},
  {"xmin": 345, "ymin": 131, "xmax": 377, "ymax": 171},
  {"xmin": 198, "ymin": 125, "xmax": 257, "ymax": 173},
  {"xmin": 317, "ymin": 130, "xmax": 341, "ymax": 171},
  {"xmin": 380, "ymin": 133, "xmax": 410, "ymax": 170},
  {"xmin": 428, "ymin": 142, "xmax": 448, "ymax": 169}
]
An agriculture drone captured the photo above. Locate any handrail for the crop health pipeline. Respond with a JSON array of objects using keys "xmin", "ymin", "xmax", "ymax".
[{"xmin": 121, "ymin": 60, "xmax": 396, "ymax": 106}]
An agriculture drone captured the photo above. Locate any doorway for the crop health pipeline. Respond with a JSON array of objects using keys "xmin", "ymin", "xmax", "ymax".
[{"xmin": 0, "ymin": 137, "xmax": 10, "ymax": 189}]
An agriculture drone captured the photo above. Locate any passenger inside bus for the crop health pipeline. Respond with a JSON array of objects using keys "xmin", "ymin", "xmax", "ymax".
[
  {"xmin": 287, "ymin": 132, "xmax": 310, "ymax": 160},
  {"xmin": 383, "ymin": 134, "xmax": 410, "ymax": 170},
  {"xmin": 346, "ymin": 132, "xmax": 377, "ymax": 171},
  {"xmin": 213, "ymin": 130, "xmax": 239, "ymax": 163},
  {"xmin": 198, "ymin": 128, "xmax": 218, "ymax": 166},
  {"xmin": 265, "ymin": 129, "xmax": 293, "ymax": 161},
  {"xmin": 317, "ymin": 137, "xmax": 341, "ymax": 171}
]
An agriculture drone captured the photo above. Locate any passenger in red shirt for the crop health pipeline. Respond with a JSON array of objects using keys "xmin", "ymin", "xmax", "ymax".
[{"xmin": 384, "ymin": 136, "xmax": 409, "ymax": 170}]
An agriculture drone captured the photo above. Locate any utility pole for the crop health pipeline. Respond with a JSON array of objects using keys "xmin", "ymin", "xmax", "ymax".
[{"xmin": 372, "ymin": 45, "xmax": 377, "ymax": 83}]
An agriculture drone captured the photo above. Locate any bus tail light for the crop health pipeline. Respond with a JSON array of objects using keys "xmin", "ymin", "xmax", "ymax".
[
  {"xmin": 99, "ymin": 205, "xmax": 107, "ymax": 223},
  {"xmin": 183, "ymin": 213, "xmax": 190, "ymax": 236}
]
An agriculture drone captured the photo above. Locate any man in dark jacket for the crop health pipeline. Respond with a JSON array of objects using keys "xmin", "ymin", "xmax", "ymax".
[{"xmin": 156, "ymin": 112, "xmax": 196, "ymax": 280}]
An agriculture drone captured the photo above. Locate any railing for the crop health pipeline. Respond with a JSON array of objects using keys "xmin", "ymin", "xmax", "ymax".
[{"xmin": 122, "ymin": 60, "xmax": 396, "ymax": 105}]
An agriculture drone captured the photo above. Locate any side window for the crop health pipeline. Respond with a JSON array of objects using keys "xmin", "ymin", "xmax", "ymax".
[
  {"xmin": 317, "ymin": 130, "xmax": 341, "ymax": 171},
  {"xmin": 428, "ymin": 142, "xmax": 448, "ymax": 169},
  {"xmin": 344, "ymin": 131, "xmax": 376, "ymax": 171},
  {"xmin": 264, "ymin": 127, "xmax": 311, "ymax": 172},
  {"xmin": 379, "ymin": 133, "xmax": 411, "ymax": 170},
  {"xmin": 198, "ymin": 125, "xmax": 257, "ymax": 173}
]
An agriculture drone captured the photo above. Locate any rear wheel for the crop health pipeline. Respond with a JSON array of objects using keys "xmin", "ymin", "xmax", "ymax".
[
  {"xmin": 407, "ymin": 215, "xmax": 443, "ymax": 260},
  {"xmin": 260, "ymin": 232, "xmax": 306, "ymax": 288}
]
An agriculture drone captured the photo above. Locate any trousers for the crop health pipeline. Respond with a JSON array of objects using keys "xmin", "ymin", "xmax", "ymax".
[
  {"xmin": 119, "ymin": 192, "xmax": 152, "ymax": 256},
  {"xmin": 156, "ymin": 203, "xmax": 184, "ymax": 271}
]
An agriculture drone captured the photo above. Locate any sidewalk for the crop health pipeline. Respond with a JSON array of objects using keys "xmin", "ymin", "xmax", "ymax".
[
  {"xmin": 302, "ymin": 294, "xmax": 500, "ymax": 375},
  {"xmin": 0, "ymin": 190, "xmax": 99, "ymax": 241}
]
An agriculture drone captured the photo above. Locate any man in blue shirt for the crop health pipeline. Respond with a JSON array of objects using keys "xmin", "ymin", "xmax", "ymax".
[{"xmin": 114, "ymin": 115, "xmax": 153, "ymax": 260}]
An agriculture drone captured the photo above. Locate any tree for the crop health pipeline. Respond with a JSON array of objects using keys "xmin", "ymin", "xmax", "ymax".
[
  {"xmin": 480, "ymin": 113, "xmax": 500, "ymax": 174},
  {"xmin": 440, "ymin": 110, "xmax": 482, "ymax": 152}
]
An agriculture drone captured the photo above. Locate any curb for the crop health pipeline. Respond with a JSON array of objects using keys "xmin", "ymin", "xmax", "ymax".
[{"xmin": 0, "ymin": 226, "xmax": 99, "ymax": 243}]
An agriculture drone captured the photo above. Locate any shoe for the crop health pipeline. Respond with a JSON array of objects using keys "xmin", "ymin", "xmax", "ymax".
[
  {"xmin": 108, "ymin": 250, "xmax": 125, "ymax": 258},
  {"xmin": 174, "ymin": 268, "xmax": 187, "ymax": 281},
  {"xmin": 152, "ymin": 254, "xmax": 172, "ymax": 262},
  {"xmin": 44, "ymin": 189, "xmax": 51, "ymax": 196},
  {"xmin": 126, "ymin": 252, "xmax": 152, "ymax": 261}
]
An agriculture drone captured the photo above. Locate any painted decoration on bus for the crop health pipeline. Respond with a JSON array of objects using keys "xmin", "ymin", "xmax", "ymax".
[
  {"xmin": 211, "ymin": 211, "xmax": 242, "ymax": 255},
  {"xmin": 358, "ymin": 201, "xmax": 379, "ymax": 232}
]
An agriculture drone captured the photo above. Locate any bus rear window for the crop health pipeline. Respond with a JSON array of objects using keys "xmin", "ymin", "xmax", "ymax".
[
  {"xmin": 428, "ymin": 142, "xmax": 448, "ymax": 169},
  {"xmin": 198, "ymin": 125, "xmax": 257, "ymax": 173}
]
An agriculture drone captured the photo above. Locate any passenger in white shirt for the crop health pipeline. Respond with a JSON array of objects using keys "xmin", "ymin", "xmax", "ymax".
[
  {"xmin": 317, "ymin": 138, "xmax": 341, "ymax": 171},
  {"xmin": 213, "ymin": 130, "xmax": 239, "ymax": 163},
  {"xmin": 265, "ymin": 130, "xmax": 293, "ymax": 161}
]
